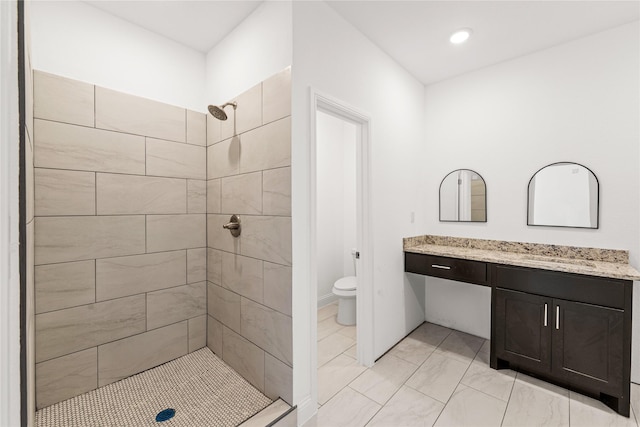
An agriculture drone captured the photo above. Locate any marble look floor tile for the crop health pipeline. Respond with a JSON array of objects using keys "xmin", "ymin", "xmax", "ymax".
[
  {"xmin": 318, "ymin": 354, "xmax": 366, "ymax": 405},
  {"xmin": 338, "ymin": 326, "xmax": 357, "ymax": 340},
  {"xmin": 569, "ymin": 391, "xmax": 637, "ymax": 427},
  {"xmin": 434, "ymin": 384, "xmax": 507, "ymax": 427},
  {"xmin": 318, "ymin": 316, "xmax": 344, "ymax": 341},
  {"xmin": 460, "ymin": 358, "xmax": 516, "ymax": 401},
  {"xmin": 349, "ymin": 354, "xmax": 418, "ymax": 405},
  {"xmin": 409, "ymin": 322, "xmax": 452, "ymax": 348},
  {"xmin": 405, "ymin": 352, "xmax": 469, "ymax": 403},
  {"xmin": 344, "ymin": 344, "xmax": 357, "ymax": 360},
  {"xmin": 388, "ymin": 335, "xmax": 437, "ymax": 366},
  {"xmin": 434, "ymin": 330, "xmax": 484, "ymax": 364},
  {"xmin": 317, "ymin": 387, "xmax": 380, "ymax": 427},
  {"xmin": 318, "ymin": 333, "xmax": 355, "ymax": 367},
  {"xmin": 502, "ymin": 373, "xmax": 569, "ymax": 427},
  {"xmin": 366, "ymin": 385, "xmax": 443, "ymax": 427},
  {"xmin": 318, "ymin": 303, "xmax": 338, "ymax": 322}
]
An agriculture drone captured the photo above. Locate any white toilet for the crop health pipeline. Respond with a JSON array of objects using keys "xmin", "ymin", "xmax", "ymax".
[{"xmin": 332, "ymin": 249, "xmax": 357, "ymax": 326}]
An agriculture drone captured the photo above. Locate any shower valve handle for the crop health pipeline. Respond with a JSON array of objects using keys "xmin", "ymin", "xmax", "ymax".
[
  {"xmin": 222, "ymin": 215, "xmax": 241, "ymax": 237},
  {"xmin": 223, "ymin": 222, "xmax": 239, "ymax": 230}
]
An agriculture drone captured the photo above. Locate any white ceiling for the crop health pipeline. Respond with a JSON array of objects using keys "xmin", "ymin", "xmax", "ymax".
[{"xmin": 84, "ymin": 1, "xmax": 639, "ymax": 85}]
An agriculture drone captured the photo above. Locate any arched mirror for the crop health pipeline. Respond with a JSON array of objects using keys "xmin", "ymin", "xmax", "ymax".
[
  {"xmin": 528, "ymin": 162, "xmax": 599, "ymax": 229},
  {"xmin": 439, "ymin": 169, "xmax": 486, "ymax": 222}
]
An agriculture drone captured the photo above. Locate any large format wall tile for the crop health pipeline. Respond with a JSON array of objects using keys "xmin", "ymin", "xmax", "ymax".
[
  {"xmin": 239, "ymin": 117, "xmax": 291, "ymax": 174},
  {"xmin": 207, "ymin": 282, "xmax": 241, "ymax": 333},
  {"xmin": 207, "ymin": 214, "xmax": 240, "ymax": 254},
  {"xmin": 265, "ymin": 352, "xmax": 293, "ymax": 404},
  {"xmin": 207, "ymin": 136, "xmax": 240, "ymax": 179},
  {"xmin": 207, "ymin": 316, "xmax": 223, "ymax": 356},
  {"xmin": 240, "ymin": 298, "xmax": 292, "ymax": 366},
  {"xmin": 35, "ymin": 168, "xmax": 96, "ymax": 216},
  {"xmin": 187, "ymin": 180, "xmax": 206, "ymax": 214},
  {"xmin": 188, "ymin": 315, "xmax": 206, "ymax": 352},
  {"xmin": 147, "ymin": 214, "xmax": 206, "ymax": 252},
  {"xmin": 98, "ymin": 321, "xmax": 188, "ymax": 386},
  {"xmin": 95, "ymin": 87, "xmax": 185, "ymax": 142},
  {"xmin": 229, "ymin": 83, "xmax": 262, "ymax": 137},
  {"xmin": 207, "ymin": 179, "xmax": 221, "ymax": 213},
  {"xmin": 241, "ymin": 216, "xmax": 292, "ymax": 266},
  {"xmin": 221, "ymin": 172, "xmax": 263, "ymax": 215},
  {"xmin": 187, "ymin": 248, "xmax": 207, "ymax": 283},
  {"xmin": 34, "ymin": 119, "xmax": 145, "ymax": 175},
  {"xmin": 221, "ymin": 252, "xmax": 263, "ymax": 303},
  {"xmin": 34, "ymin": 71, "xmax": 94, "ymax": 127},
  {"xmin": 263, "ymin": 262, "xmax": 292, "ymax": 316},
  {"xmin": 186, "ymin": 110, "xmax": 206, "ymax": 146},
  {"xmin": 206, "ymin": 113, "xmax": 221, "ymax": 146},
  {"xmin": 35, "ymin": 294, "xmax": 146, "ymax": 363},
  {"xmin": 263, "ymin": 167, "xmax": 291, "ymax": 216},
  {"xmin": 96, "ymin": 173, "xmax": 186, "ymax": 215},
  {"xmin": 262, "ymin": 67, "xmax": 291, "ymax": 125},
  {"xmin": 146, "ymin": 138, "xmax": 206, "ymax": 180},
  {"xmin": 222, "ymin": 326, "xmax": 265, "ymax": 391},
  {"xmin": 96, "ymin": 251, "xmax": 186, "ymax": 301},
  {"xmin": 35, "ymin": 348, "xmax": 97, "ymax": 409},
  {"xmin": 35, "ymin": 216, "xmax": 146, "ymax": 265},
  {"xmin": 207, "ymin": 248, "xmax": 223, "ymax": 285},
  {"xmin": 147, "ymin": 282, "xmax": 206, "ymax": 330},
  {"xmin": 35, "ymin": 260, "xmax": 95, "ymax": 314}
]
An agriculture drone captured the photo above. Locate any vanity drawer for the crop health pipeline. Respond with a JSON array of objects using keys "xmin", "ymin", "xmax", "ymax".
[
  {"xmin": 405, "ymin": 253, "xmax": 488, "ymax": 285},
  {"xmin": 494, "ymin": 265, "xmax": 626, "ymax": 309}
]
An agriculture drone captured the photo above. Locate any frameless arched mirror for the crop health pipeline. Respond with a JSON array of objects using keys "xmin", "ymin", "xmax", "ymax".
[
  {"xmin": 439, "ymin": 169, "xmax": 486, "ymax": 222},
  {"xmin": 528, "ymin": 162, "xmax": 599, "ymax": 229}
]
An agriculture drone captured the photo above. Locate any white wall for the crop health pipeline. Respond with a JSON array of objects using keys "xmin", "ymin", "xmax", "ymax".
[
  {"xmin": 291, "ymin": 2, "xmax": 426, "ymax": 421},
  {"xmin": 30, "ymin": 1, "xmax": 206, "ymax": 111},
  {"xmin": 205, "ymin": 0, "xmax": 292, "ymax": 104},
  {"xmin": 316, "ymin": 111, "xmax": 356, "ymax": 304},
  {"xmin": 423, "ymin": 21, "xmax": 640, "ymax": 379}
]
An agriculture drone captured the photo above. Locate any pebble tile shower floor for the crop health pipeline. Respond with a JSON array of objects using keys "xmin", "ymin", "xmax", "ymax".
[{"xmin": 35, "ymin": 348, "xmax": 272, "ymax": 427}]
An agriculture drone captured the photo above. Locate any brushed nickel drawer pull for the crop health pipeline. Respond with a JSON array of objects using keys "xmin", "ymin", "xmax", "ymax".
[
  {"xmin": 544, "ymin": 304, "xmax": 548, "ymax": 327},
  {"xmin": 556, "ymin": 306, "xmax": 560, "ymax": 330},
  {"xmin": 431, "ymin": 265, "xmax": 451, "ymax": 270}
]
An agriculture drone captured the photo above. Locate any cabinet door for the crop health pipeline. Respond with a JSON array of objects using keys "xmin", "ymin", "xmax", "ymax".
[
  {"xmin": 552, "ymin": 300, "xmax": 624, "ymax": 395},
  {"xmin": 494, "ymin": 288, "xmax": 552, "ymax": 373}
]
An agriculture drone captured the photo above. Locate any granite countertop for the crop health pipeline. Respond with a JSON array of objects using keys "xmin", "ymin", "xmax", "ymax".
[{"xmin": 403, "ymin": 235, "xmax": 640, "ymax": 281}]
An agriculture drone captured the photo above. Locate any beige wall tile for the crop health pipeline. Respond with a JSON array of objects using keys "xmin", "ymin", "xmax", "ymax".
[
  {"xmin": 147, "ymin": 282, "xmax": 206, "ymax": 330},
  {"xmin": 207, "ymin": 136, "xmax": 240, "ymax": 179},
  {"xmin": 221, "ymin": 172, "xmax": 262, "ymax": 215},
  {"xmin": 207, "ymin": 179, "xmax": 221, "ymax": 213},
  {"xmin": 207, "ymin": 214, "xmax": 240, "ymax": 254},
  {"xmin": 265, "ymin": 352, "xmax": 293, "ymax": 404},
  {"xmin": 35, "ymin": 216, "xmax": 145, "ymax": 265},
  {"xmin": 263, "ymin": 167, "xmax": 291, "ymax": 216},
  {"xmin": 34, "ymin": 120, "xmax": 145, "ymax": 175},
  {"xmin": 206, "ymin": 113, "xmax": 221, "ymax": 146},
  {"xmin": 34, "ymin": 71, "xmax": 94, "ymax": 127},
  {"xmin": 188, "ymin": 315, "xmax": 207, "ymax": 352},
  {"xmin": 35, "ymin": 260, "xmax": 95, "ymax": 314},
  {"xmin": 98, "ymin": 321, "xmax": 188, "ymax": 386},
  {"xmin": 241, "ymin": 216, "xmax": 292, "ymax": 266},
  {"xmin": 147, "ymin": 214, "xmax": 206, "ymax": 252},
  {"xmin": 35, "ymin": 168, "xmax": 96, "ymax": 216},
  {"xmin": 96, "ymin": 173, "xmax": 186, "ymax": 215},
  {"xmin": 187, "ymin": 248, "xmax": 207, "ymax": 283},
  {"xmin": 221, "ymin": 252, "xmax": 263, "ymax": 303},
  {"xmin": 262, "ymin": 68, "xmax": 291, "ymax": 124},
  {"xmin": 207, "ymin": 282, "xmax": 241, "ymax": 333},
  {"xmin": 263, "ymin": 262, "xmax": 292, "ymax": 316},
  {"xmin": 35, "ymin": 294, "xmax": 146, "ymax": 363},
  {"xmin": 146, "ymin": 138, "xmax": 206, "ymax": 180},
  {"xmin": 239, "ymin": 117, "xmax": 291, "ymax": 174},
  {"xmin": 234, "ymin": 83, "xmax": 262, "ymax": 136},
  {"xmin": 95, "ymin": 251, "xmax": 186, "ymax": 301},
  {"xmin": 240, "ymin": 298, "xmax": 292, "ymax": 366},
  {"xmin": 186, "ymin": 110, "xmax": 206, "ymax": 146},
  {"xmin": 35, "ymin": 348, "xmax": 97, "ymax": 409},
  {"xmin": 222, "ymin": 326, "xmax": 265, "ymax": 391},
  {"xmin": 187, "ymin": 180, "xmax": 206, "ymax": 214},
  {"xmin": 26, "ymin": 135, "xmax": 34, "ymax": 222},
  {"xmin": 207, "ymin": 315, "xmax": 223, "ymax": 356},
  {"xmin": 220, "ymin": 104, "xmax": 236, "ymax": 141},
  {"xmin": 207, "ymin": 248, "xmax": 223, "ymax": 285},
  {"xmin": 95, "ymin": 87, "xmax": 185, "ymax": 142}
]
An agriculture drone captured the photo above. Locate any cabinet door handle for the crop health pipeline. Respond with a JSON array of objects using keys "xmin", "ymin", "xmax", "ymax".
[
  {"xmin": 431, "ymin": 265, "xmax": 451, "ymax": 270},
  {"xmin": 556, "ymin": 306, "xmax": 560, "ymax": 330},
  {"xmin": 544, "ymin": 304, "xmax": 548, "ymax": 327}
]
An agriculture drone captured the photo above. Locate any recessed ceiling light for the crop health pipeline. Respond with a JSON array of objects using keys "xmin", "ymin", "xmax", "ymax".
[{"xmin": 450, "ymin": 28, "xmax": 472, "ymax": 44}]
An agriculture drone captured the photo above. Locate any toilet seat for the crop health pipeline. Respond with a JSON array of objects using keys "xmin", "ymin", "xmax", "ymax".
[{"xmin": 333, "ymin": 276, "xmax": 357, "ymax": 291}]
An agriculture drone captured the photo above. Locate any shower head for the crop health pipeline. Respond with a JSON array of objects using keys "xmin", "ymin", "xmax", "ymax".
[{"xmin": 207, "ymin": 102, "xmax": 237, "ymax": 121}]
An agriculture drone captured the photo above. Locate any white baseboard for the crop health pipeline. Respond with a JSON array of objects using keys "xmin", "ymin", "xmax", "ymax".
[
  {"xmin": 295, "ymin": 396, "xmax": 316, "ymax": 427},
  {"xmin": 318, "ymin": 293, "xmax": 337, "ymax": 308}
]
